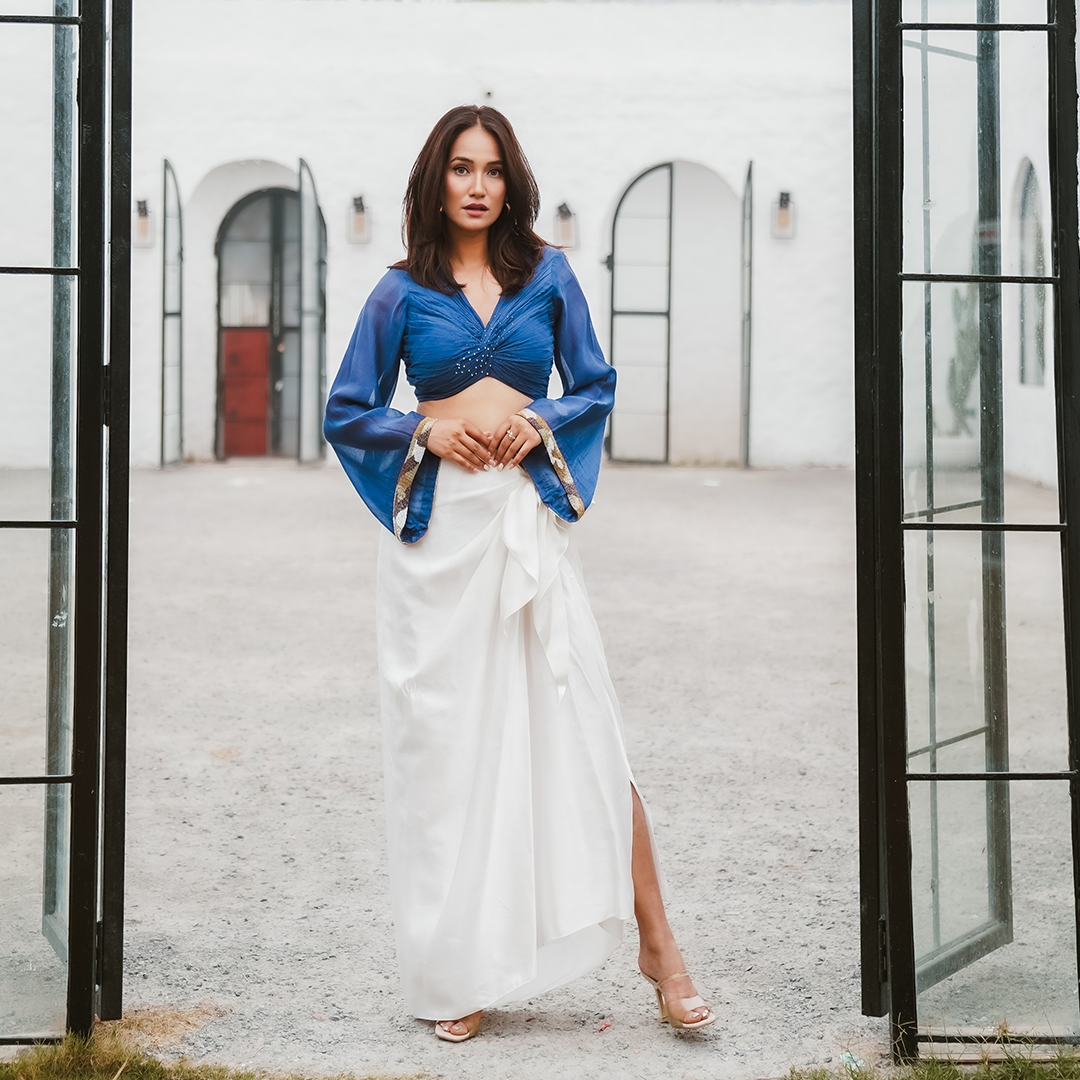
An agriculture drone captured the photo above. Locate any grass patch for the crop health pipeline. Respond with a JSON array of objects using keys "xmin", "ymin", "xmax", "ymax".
[
  {"xmin": 789, "ymin": 1050, "xmax": 1080, "ymax": 1080},
  {"xmin": 0, "ymin": 1012, "xmax": 425, "ymax": 1080}
]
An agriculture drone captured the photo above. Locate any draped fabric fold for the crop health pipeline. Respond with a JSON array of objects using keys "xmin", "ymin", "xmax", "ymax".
[{"xmin": 377, "ymin": 464, "xmax": 653, "ymax": 1021}]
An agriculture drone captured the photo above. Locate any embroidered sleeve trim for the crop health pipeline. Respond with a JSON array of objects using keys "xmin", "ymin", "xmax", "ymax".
[
  {"xmin": 518, "ymin": 408, "xmax": 586, "ymax": 519},
  {"xmin": 393, "ymin": 416, "xmax": 438, "ymax": 540}
]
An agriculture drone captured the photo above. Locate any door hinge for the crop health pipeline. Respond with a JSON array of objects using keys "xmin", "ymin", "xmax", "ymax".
[
  {"xmin": 878, "ymin": 916, "xmax": 888, "ymax": 982},
  {"xmin": 603, "ymin": 254, "xmax": 614, "ymax": 271},
  {"xmin": 102, "ymin": 365, "xmax": 111, "ymax": 427},
  {"xmin": 95, "ymin": 918, "xmax": 105, "ymax": 985}
]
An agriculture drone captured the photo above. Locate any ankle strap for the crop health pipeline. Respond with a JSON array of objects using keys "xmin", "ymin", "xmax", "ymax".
[{"xmin": 657, "ymin": 972, "xmax": 690, "ymax": 989}]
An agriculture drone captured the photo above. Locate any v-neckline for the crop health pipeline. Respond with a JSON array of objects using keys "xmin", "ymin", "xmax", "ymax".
[{"xmin": 458, "ymin": 287, "xmax": 503, "ymax": 330}]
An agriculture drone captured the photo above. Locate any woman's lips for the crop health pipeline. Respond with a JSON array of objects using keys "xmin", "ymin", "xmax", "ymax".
[{"xmin": 465, "ymin": 204, "xmax": 488, "ymax": 216}]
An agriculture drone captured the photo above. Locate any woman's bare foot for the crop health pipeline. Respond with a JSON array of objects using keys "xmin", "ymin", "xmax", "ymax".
[{"xmin": 434, "ymin": 1010, "xmax": 483, "ymax": 1041}]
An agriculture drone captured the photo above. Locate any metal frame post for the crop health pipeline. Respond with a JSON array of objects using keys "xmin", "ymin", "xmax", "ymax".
[
  {"xmin": 1046, "ymin": 0, "xmax": 1080, "ymax": 1019},
  {"xmin": 100, "ymin": 0, "xmax": 133, "ymax": 1022},
  {"xmin": 66, "ymin": 0, "xmax": 108, "ymax": 1035}
]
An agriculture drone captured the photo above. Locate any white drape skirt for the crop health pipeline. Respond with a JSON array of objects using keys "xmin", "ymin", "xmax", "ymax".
[{"xmin": 376, "ymin": 462, "xmax": 662, "ymax": 1021}]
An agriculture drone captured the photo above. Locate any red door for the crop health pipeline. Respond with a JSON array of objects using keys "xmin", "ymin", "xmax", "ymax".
[{"xmin": 222, "ymin": 329, "xmax": 269, "ymax": 456}]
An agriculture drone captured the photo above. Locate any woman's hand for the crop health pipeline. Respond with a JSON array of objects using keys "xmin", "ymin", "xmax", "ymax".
[
  {"xmin": 489, "ymin": 413, "xmax": 542, "ymax": 469},
  {"xmin": 426, "ymin": 419, "xmax": 495, "ymax": 472}
]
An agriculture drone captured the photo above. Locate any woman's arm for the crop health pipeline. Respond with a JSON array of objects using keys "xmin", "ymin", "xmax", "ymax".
[
  {"xmin": 514, "ymin": 250, "xmax": 616, "ymax": 521},
  {"xmin": 324, "ymin": 272, "xmax": 440, "ymax": 542}
]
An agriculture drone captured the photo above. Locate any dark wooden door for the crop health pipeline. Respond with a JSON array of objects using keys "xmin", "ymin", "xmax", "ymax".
[{"xmin": 222, "ymin": 329, "xmax": 269, "ymax": 456}]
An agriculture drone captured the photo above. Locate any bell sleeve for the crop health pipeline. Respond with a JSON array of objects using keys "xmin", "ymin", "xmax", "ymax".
[
  {"xmin": 518, "ymin": 250, "xmax": 616, "ymax": 522},
  {"xmin": 323, "ymin": 271, "xmax": 439, "ymax": 544}
]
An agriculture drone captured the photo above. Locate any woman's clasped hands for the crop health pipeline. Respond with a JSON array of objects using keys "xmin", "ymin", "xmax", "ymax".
[{"xmin": 426, "ymin": 413, "xmax": 542, "ymax": 473}]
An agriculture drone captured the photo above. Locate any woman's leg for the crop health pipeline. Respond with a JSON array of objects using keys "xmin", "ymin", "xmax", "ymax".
[{"xmin": 632, "ymin": 787, "xmax": 711, "ymax": 1025}]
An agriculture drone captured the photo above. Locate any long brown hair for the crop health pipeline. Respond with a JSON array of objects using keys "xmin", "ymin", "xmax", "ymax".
[{"xmin": 393, "ymin": 105, "xmax": 546, "ymax": 295}]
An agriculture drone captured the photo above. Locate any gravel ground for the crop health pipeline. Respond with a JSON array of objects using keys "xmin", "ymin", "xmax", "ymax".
[
  {"xmin": 2, "ymin": 459, "xmax": 893, "ymax": 1075},
  {"xmin": 110, "ymin": 458, "xmax": 889, "ymax": 1079}
]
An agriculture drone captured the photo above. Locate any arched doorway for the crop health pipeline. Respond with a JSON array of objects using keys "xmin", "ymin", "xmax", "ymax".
[
  {"xmin": 607, "ymin": 160, "xmax": 746, "ymax": 465},
  {"xmin": 215, "ymin": 181, "xmax": 326, "ymax": 459}
]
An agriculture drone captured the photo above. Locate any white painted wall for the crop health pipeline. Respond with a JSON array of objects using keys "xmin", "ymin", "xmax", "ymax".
[{"xmin": 6, "ymin": 0, "xmax": 859, "ymax": 470}]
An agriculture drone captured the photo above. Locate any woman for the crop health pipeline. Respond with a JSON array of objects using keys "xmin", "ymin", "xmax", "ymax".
[{"xmin": 324, "ymin": 105, "xmax": 713, "ymax": 1042}]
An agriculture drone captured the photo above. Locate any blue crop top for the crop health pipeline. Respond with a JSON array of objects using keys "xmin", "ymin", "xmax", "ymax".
[
  {"xmin": 324, "ymin": 245, "xmax": 616, "ymax": 543},
  {"xmin": 402, "ymin": 257, "xmax": 556, "ymax": 402}
]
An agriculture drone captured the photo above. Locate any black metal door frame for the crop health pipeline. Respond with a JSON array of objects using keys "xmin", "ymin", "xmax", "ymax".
[
  {"xmin": 0, "ymin": 0, "xmax": 131, "ymax": 1040},
  {"xmin": 854, "ymin": 0, "xmax": 1080, "ymax": 1059}
]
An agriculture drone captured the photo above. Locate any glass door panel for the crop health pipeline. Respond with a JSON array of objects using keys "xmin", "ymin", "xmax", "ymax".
[
  {"xmin": 902, "ymin": 282, "xmax": 1058, "ymax": 524},
  {"xmin": 854, "ymin": 0, "xmax": 1078, "ymax": 1051},
  {"xmin": 904, "ymin": 529, "xmax": 1067, "ymax": 773},
  {"xmin": 0, "ymin": 22, "xmax": 77, "ymax": 269},
  {"xmin": 297, "ymin": 158, "xmax": 325, "ymax": 464},
  {"xmin": 161, "ymin": 160, "xmax": 183, "ymax": 467},
  {"xmin": 901, "ymin": 30, "xmax": 1050, "ymax": 279},
  {"xmin": 1, "ymin": 786, "xmax": 68, "ymax": 1038},
  {"xmin": 914, "ymin": 780, "xmax": 1079, "ymax": 1034},
  {"xmin": 0, "ymin": 530, "xmax": 73, "ymax": 779},
  {"xmin": 610, "ymin": 164, "xmax": 671, "ymax": 463},
  {"xmin": 901, "ymin": 0, "xmax": 1046, "ymax": 22},
  {"xmin": 1, "ymin": 0, "xmax": 130, "ymax": 1038},
  {"xmin": 0, "ymin": 275, "xmax": 76, "ymax": 521}
]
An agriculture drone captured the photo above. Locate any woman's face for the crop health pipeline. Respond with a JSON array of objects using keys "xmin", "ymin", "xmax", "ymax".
[{"xmin": 442, "ymin": 125, "xmax": 507, "ymax": 234}]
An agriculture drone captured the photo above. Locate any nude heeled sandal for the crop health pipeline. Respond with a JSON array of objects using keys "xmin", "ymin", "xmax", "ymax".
[
  {"xmin": 434, "ymin": 1013, "xmax": 482, "ymax": 1042},
  {"xmin": 640, "ymin": 971, "xmax": 716, "ymax": 1030}
]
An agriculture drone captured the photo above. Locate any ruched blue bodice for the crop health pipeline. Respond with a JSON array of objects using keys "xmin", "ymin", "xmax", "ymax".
[
  {"xmin": 324, "ymin": 245, "xmax": 615, "ymax": 543},
  {"xmin": 400, "ymin": 252, "xmax": 558, "ymax": 402}
]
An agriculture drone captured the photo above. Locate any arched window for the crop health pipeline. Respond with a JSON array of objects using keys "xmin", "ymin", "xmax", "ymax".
[{"xmin": 1017, "ymin": 160, "xmax": 1046, "ymax": 387}]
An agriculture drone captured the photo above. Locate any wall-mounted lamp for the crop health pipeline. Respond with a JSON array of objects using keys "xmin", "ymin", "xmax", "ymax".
[
  {"xmin": 771, "ymin": 191, "xmax": 796, "ymax": 239},
  {"xmin": 132, "ymin": 198, "xmax": 154, "ymax": 248},
  {"xmin": 348, "ymin": 195, "xmax": 371, "ymax": 244},
  {"xmin": 554, "ymin": 202, "xmax": 578, "ymax": 249}
]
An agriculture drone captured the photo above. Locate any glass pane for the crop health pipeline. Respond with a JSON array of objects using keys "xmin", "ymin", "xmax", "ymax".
[
  {"xmin": 902, "ymin": 0, "xmax": 1047, "ymax": 23},
  {"xmin": 162, "ymin": 315, "xmax": 182, "ymax": 465},
  {"xmin": 298, "ymin": 166, "xmax": 322, "ymax": 463},
  {"xmin": 282, "ymin": 194, "xmax": 300, "ymax": 328},
  {"xmin": 903, "ymin": 282, "xmax": 1058, "ymax": 523},
  {"xmin": 0, "ymin": 21, "xmax": 78, "ymax": 268},
  {"xmin": 902, "ymin": 30, "xmax": 1050, "ymax": 277},
  {"xmin": 905, "ymin": 529, "xmax": 1067, "ymax": 774},
  {"xmin": 610, "ymin": 314, "xmax": 666, "ymax": 462},
  {"xmin": 613, "ymin": 167, "xmax": 670, "ymax": 313},
  {"xmin": 0, "ymin": 275, "xmax": 77, "ymax": 520},
  {"xmin": 0, "ymin": 0, "xmax": 79, "ymax": 12},
  {"xmin": 220, "ymin": 197, "xmax": 271, "ymax": 328},
  {"xmin": 275, "ymin": 328, "xmax": 299, "ymax": 459},
  {"xmin": 912, "ymin": 780, "xmax": 1079, "ymax": 1035},
  {"xmin": 1, "ymin": 528, "xmax": 74, "ymax": 777},
  {"xmin": 0, "ymin": 784, "xmax": 69, "ymax": 1038}
]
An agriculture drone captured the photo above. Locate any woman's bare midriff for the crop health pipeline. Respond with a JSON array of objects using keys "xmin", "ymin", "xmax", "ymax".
[{"xmin": 419, "ymin": 376, "xmax": 532, "ymax": 435}]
